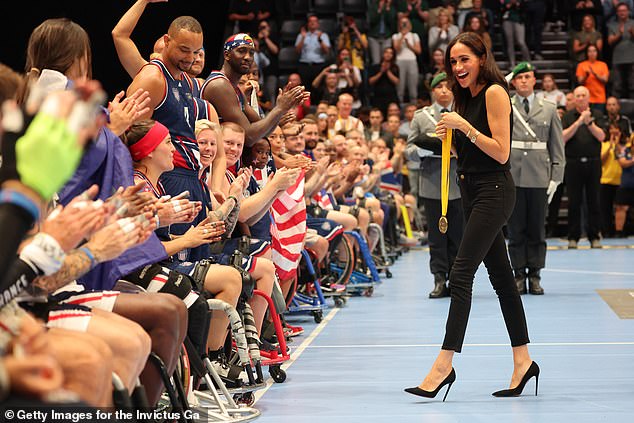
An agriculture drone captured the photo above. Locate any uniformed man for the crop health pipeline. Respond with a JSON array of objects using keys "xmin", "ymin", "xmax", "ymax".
[
  {"xmin": 406, "ymin": 72, "xmax": 464, "ymax": 298},
  {"xmin": 507, "ymin": 62, "xmax": 565, "ymax": 295}
]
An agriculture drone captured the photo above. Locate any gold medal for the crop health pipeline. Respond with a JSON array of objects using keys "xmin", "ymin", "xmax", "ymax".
[{"xmin": 439, "ymin": 216, "xmax": 448, "ymax": 234}]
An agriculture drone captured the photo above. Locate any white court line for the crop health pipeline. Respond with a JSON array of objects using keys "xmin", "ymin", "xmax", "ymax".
[
  {"xmin": 304, "ymin": 341, "xmax": 634, "ymax": 349},
  {"xmin": 544, "ymin": 268, "xmax": 634, "ymax": 277},
  {"xmin": 253, "ymin": 306, "xmax": 342, "ymax": 405}
]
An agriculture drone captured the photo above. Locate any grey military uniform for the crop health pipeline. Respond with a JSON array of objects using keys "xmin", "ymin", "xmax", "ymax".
[
  {"xmin": 507, "ymin": 93, "xmax": 565, "ymax": 282},
  {"xmin": 407, "ymin": 103, "xmax": 463, "ymax": 278},
  {"xmin": 407, "ymin": 104, "xmax": 461, "ymax": 200},
  {"xmin": 509, "ymin": 95, "xmax": 565, "ymax": 188}
]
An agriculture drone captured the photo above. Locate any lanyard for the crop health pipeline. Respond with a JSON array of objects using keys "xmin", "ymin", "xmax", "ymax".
[{"xmin": 439, "ymin": 129, "xmax": 451, "ymax": 234}]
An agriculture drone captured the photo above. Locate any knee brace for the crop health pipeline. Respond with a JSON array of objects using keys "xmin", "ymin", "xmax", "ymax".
[
  {"xmin": 187, "ymin": 295, "xmax": 212, "ymax": 357},
  {"xmin": 124, "ymin": 264, "xmax": 195, "ymax": 303}
]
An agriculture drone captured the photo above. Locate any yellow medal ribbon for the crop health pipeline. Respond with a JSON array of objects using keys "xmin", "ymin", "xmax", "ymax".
[{"xmin": 439, "ymin": 129, "xmax": 451, "ymax": 234}]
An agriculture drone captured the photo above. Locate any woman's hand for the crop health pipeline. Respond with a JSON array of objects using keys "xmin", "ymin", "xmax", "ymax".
[
  {"xmin": 85, "ymin": 216, "xmax": 146, "ymax": 263},
  {"xmin": 156, "ymin": 198, "xmax": 201, "ymax": 226},
  {"xmin": 181, "ymin": 218, "xmax": 225, "ymax": 248},
  {"xmin": 41, "ymin": 185, "xmax": 107, "ymax": 251},
  {"xmin": 107, "ymin": 88, "xmax": 151, "ymax": 136},
  {"xmin": 436, "ymin": 111, "xmax": 467, "ymax": 138},
  {"xmin": 228, "ymin": 167, "xmax": 252, "ymax": 201}
]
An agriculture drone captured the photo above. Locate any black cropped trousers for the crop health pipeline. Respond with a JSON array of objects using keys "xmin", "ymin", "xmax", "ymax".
[{"xmin": 442, "ymin": 170, "xmax": 530, "ymax": 352}]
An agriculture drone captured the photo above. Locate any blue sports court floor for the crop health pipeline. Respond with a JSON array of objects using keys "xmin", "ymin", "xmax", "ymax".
[{"xmin": 250, "ymin": 237, "xmax": 634, "ymax": 423}]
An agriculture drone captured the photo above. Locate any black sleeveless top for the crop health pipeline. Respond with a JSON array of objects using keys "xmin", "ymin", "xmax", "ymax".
[{"xmin": 454, "ymin": 82, "xmax": 512, "ymax": 174}]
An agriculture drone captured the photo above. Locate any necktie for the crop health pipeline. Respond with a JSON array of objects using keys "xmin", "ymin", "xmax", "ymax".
[
  {"xmin": 523, "ymin": 98, "xmax": 529, "ymax": 114},
  {"xmin": 440, "ymin": 108, "xmax": 449, "ymax": 113}
]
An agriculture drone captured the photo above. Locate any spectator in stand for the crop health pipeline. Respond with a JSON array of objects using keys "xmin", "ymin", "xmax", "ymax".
[
  {"xmin": 462, "ymin": 15, "xmax": 492, "ymax": 50},
  {"xmin": 287, "ymin": 72, "xmax": 311, "ymax": 120},
  {"xmin": 562, "ymin": 85, "xmax": 606, "ymax": 249},
  {"xmin": 523, "ymin": 0, "xmax": 547, "ymax": 60},
  {"xmin": 424, "ymin": 48, "xmax": 447, "ymax": 89},
  {"xmin": 607, "ymin": 2, "xmax": 634, "ymax": 99},
  {"xmin": 334, "ymin": 93, "xmax": 365, "ymax": 134},
  {"xmin": 393, "ymin": 16, "xmax": 422, "ymax": 104},
  {"xmin": 384, "ymin": 113, "xmax": 404, "ymax": 148},
  {"xmin": 387, "ymin": 101, "xmax": 402, "ymax": 119},
  {"xmin": 570, "ymin": 0, "xmax": 603, "ymax": 31},
  {"xmin": 338, "ymin": 15, "xmax": 369, "ymax": 71},
  {"xmin": 256, "ymin": 19, "xmax": 280, "ymax": 107},
  {"xmin": 397, "ymin": 0, "xmax": 431, "ymax": 61},
  {"xmin": 572, "ymin": 14, "xmax": 603, "ymax": 63},
  {"xmin": 295, "ymin": 14, "xmax": 331, "ymax": 96},
  {"xmin": 614, "ymin": 131, "xmax": 634, "ymax": 237},
  {"xmin": 576, "ymin": 44, "xmax": 610, "ymax": 113},
  {"xmin": 365, "ymin": 108, "xmax": 391, "ymax": 141},
  {"xmin": 368, "ymin": 46, "xmax": 401, "ymax": 115},
  {"xmin": 368, "ymin": 0, "xmax": 398, "ymax": 65},
  {"xmin": 536, "ymin": 73, "xmax": 567, "ymax": 107},
  {"xmin": 502, "ymin": 0, "xmax": 531, "ymax": 70},
  {"xmin": 228, "ymin": 0, "xmax": 271, "ymax": 36},
  {"xmin": 600, "ymin": 122, "xmax": 625, "ymax": 237},
  {"xmin": 335, "ymin": 48, "xmax": 363, "ymax": 105},
  {"xmin": 327, "ymin": 105, "xmax": 339, "ymax": 138},
  {"xmin": 399, "ymin": 103, "xmax": 417, "ymax": 137},
  {"xmin": 606, "ymin": 96, "xmax": 632, "ymax": 137},
  {"xmin": 428, "ymin": 7, "xmax": 460, "ymax": 56},
  {"xmin": 603, "ymin": 0, "xmax": 634, "ymax": 23},
  {"xmin": 458, "ymin": 0, "xmax": 494, "ymax": 33},
  {"xmin": 317, "ymin": 111, "xmax": 329, "ymax": 138},
  {"xmin": 312, "ymin": 66, "xmax": 345, "ymax": 106},
  {"xmin": 565, "ymin": 91, "xmax": 577, "ymax": 111}
]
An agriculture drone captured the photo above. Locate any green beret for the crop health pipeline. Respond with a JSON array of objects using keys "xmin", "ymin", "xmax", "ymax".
[
  {"xmin": 430, "ymin": 72, "xmax": 448, "ymax": 89},
  {"xmin": 512, "ymin": 62, "xmax": 535, "ymax": 78}
]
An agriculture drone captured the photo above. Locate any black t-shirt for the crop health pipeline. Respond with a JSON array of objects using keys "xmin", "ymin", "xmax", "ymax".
[
  {"xmin": 562, "ymin": 108, "xmax": 606, "ymax": 159},
  {"xmin": 455, "ymin": 82, "xmax": 512, "ymax": 174},
  {"xmin": 229, "ymin": 0, "xmax": 267, "ymax": 36},
  {"xmin": 258, "ymin": 33, "xmax": 280, "ymax": 75},
  {"xmin": 369, "ymin": 63, "xmax": 400, "ymax": 99}
]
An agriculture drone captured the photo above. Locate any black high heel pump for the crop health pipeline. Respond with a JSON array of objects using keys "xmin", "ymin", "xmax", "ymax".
[
  {"xmin": 492, "ymin": 361, "xmax": 540, "ymax": 397},
  {"xmin": 404, "ymin": 368, "xmax": 456, "ymax": 402}
]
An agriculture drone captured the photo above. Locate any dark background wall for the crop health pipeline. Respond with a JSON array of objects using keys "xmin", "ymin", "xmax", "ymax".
[{"xmin": 0, "ymin": 0, "xmax": 232, "ymax": 98}]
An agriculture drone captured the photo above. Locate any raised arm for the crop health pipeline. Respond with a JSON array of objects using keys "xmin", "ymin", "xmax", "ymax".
[
  {"xmin": 202, "ymin": 79, "xmax": 307, "ymax": 147},
  {"xmin": 112, "ymin": 0, "xmax": 167, "ymax": 78}
]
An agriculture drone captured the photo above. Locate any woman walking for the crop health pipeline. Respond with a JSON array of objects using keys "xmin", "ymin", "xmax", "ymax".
[{"xmin": 404, "ymin": 32, "xmax": 539, "ymax": 401}]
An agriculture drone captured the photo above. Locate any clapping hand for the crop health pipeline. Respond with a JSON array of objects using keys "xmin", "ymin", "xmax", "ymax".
[{"xmin": 107, "ymin": 88, "xmax": 151, "ymax": 136}]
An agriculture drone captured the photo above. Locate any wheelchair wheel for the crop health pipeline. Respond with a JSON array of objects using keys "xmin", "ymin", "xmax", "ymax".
[
  {"xmin": 269, "ymin": 365, "xmax": 287, "ymax": 383},
  {"xmin": 324, "ymin": 233, "xmax": 355, "ymax": 288}
]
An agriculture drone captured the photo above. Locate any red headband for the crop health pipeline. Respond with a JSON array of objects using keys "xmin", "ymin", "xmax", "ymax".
[{"xmin": 129, "ymin": 121, "xmax": 170, "ymax": 161}]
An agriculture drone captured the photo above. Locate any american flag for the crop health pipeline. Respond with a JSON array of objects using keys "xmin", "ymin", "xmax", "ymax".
[
  {"xmin": 270, "ymin": 170, "xmax": 307, "ymax": 281},
  {"xmin": 312, "ymin": 188, "xmax": 334, "ymax": 210},
  {"xmin": 379, "ymin": 161, "xmax": 403, "ymax": 193}
]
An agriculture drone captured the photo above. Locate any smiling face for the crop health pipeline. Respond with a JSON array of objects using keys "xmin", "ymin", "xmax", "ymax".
[
  {"xmin": 165, "ymin": 29, "xmax": 203, "ymax": 73},
  {"xmin": 449, "ymin": 42, "xmax": 484, "ymax": 90},
  {"xmin": 223, "ymin": 126, "xmax": 245, "ymax": 167},
  {"xmin": 197, "ymin": 128, "xmax": 218, "ymax": 168}
]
